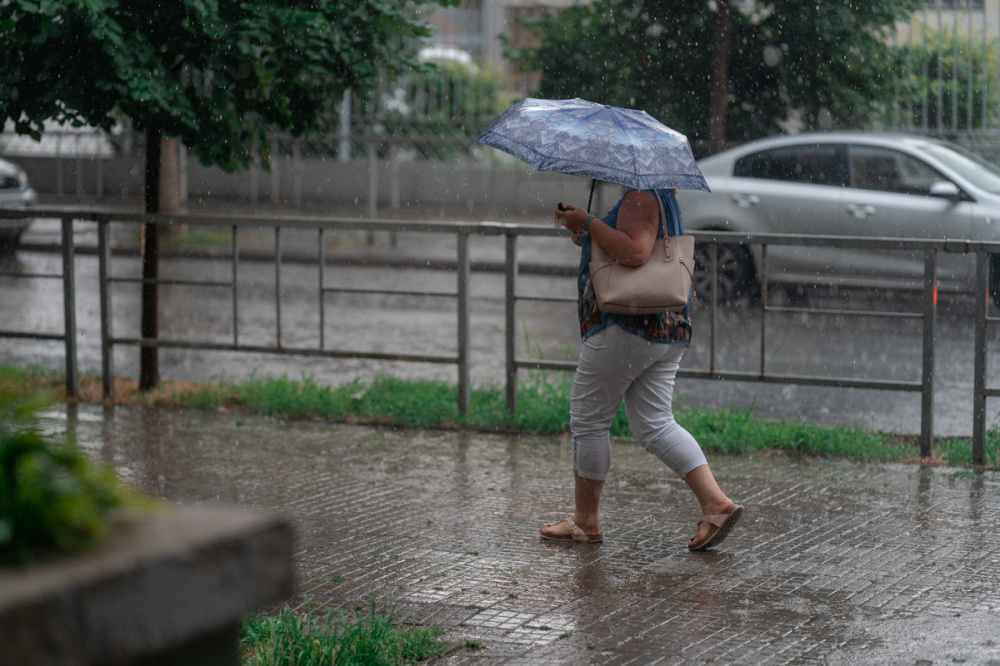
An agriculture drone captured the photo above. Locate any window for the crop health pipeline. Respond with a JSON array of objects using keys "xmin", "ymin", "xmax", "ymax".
[
  {"xmin": 848, "ymin": 146, "xmax": 944, "ymax": 196},
  {"xmin": 734, "ymin": 144, "xmax": 848, "ymax": 187}
]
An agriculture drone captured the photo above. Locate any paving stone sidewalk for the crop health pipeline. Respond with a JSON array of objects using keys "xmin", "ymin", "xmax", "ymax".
[{"xmin": 66, "ymin": 404, "xmax": 1000, "ymax": 665}]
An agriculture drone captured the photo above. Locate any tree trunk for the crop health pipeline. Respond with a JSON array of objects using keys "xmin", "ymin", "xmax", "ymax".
[
  {"xmin": 139, "ymin": 127, "xmax": 162, "ymax": 391},
  {"xmin": 159, "ymin": 136, "xmax": 183, "ymax": 216},
  {"xmin": 708, "ymin": 0, "xmax": 732, "ymax": 155}
]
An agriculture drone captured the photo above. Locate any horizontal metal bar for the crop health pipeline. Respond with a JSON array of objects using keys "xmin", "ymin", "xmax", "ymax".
[
  {"xmin": 0, "ymin": 272, "xmax": 63, "ymax": 279},
  {"xmin": 988, "ymin": 388, "xmax": 1000, "ymax": 397},
  {"xmin": 109, "ymin": 277, "xmax": 234, "ymax": 288},
  {"xmin": 8, "ymin": 207, "xmax": 1000, "ymax": 253},
  {"xmin": 515, "ymin": 359, "xmax": 578, "ymax": 372},
  {"xmin": 765, "ymin": 306, "xmax": 922, "ymax": 319},
  {"xmin": 514, "ymin": 359, "xmax": 921, "ymax": 392},
  {"xmin": 677, "ymin": 369, "xmax": 921, "ymax": 392},
  {"xmin": 691, "ymin": 231, "xmax": 1000, "ymax": 253},
  {"xmin": 113, "ymin": 337, "xmax": 458, "ymax": 364},
  {"xmin": 0, "ymin": 330, "xmax": 65, "ymax": 341},
  {"xmin": 515, "ymin": 295, "xmax": 577, "ymax": 304},
  {"xmin": 323, "ymin": 286, "xmax": 456, "ymax": 298}
]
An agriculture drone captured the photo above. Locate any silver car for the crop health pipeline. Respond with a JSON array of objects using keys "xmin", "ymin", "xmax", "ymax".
[
  {"xmin": 676, "ymin": 132, "xmax": 1000, "ymax": 304},
  {"xmin": 0, "ymin": 157, "xmax": 37, "ymax": 253}
]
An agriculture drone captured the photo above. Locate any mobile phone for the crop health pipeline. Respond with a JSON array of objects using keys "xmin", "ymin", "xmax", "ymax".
[{"xmin": 555, "ymin": 202, "xmax": 566, "ymax": 227}]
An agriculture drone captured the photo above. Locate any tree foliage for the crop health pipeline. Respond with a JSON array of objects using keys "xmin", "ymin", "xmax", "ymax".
[
  {"xmin": 354, "ymin": 62, "xmax": 510, "ymax": 160},
  {"xmin": 888, "ymin": 29, "xmax": 1000, "ymax": 131},
  {"xmin": 0, "ymin": 0, "xmax": 455, "ymax": 171},
  {"xmin": 512, "ymin": 0, "xmax": 923, "ymax": 150}
]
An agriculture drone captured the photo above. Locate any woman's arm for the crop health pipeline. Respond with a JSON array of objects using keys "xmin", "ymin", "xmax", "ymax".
[{"xmin": 555, "ymin": 190, "xmax": 659, "ymax": 266}]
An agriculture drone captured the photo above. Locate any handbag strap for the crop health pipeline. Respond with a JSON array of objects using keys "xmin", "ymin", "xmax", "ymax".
[{"xmin": 650, "ymin": 189, "xmax": 682, "ymax": 237}]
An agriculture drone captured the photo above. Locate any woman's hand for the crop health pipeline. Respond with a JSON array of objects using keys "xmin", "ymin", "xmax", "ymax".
[
  {"xmin": 553, "ymin": 193, "xmax": 659, "ymax": 262},
  {"xmin": 554, "ymin": 203, "xmax": 590, "ymax": 234}
]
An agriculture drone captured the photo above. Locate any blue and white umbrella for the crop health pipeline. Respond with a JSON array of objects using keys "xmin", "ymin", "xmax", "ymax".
[{"xmin": 477, "ymin": 97, "xmax": 710, "ymax": 195}]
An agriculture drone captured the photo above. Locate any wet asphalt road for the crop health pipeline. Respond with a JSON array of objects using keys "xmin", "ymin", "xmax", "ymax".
[
  {"xmin": 3, "ymin": 215, "xmax": 999, "ymax": 437},
  {"xmin": 41, "ymin": 402, "xmax": 1000, "ymax": 665}
]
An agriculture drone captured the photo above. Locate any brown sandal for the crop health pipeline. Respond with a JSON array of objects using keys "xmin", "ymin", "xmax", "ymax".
[
  {"xmin": 688, "ymin": 504, "xmax": 743, "ymax": 551},
  {"xmin": 540, "ymin": 517, "xmax": 603, "ymax": 543}
]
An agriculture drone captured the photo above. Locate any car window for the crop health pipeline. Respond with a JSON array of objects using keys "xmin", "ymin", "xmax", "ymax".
[
  {"xmin": 0, "ymin": 175, "xmax": 19, "ymax": 190},
  {"xmin": 848, "ymin": 146, "xmax": 944, "ymax": 196},
  {"xmin": 733, "ymin": 144, "xmax": 848, "ymax": 186},
  {"xmin": 920, "ymin": 142, "xmax": 1000, "ymax": 194}
]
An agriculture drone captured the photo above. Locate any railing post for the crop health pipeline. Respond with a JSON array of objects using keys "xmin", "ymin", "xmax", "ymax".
[
  {"xmin": 270, "ymin": 137, "xmax": 280, "ymax": 204},
  {"xmin": 367, "ymin": 142, "xmax": 378, "ymax": 245},
  {"xmin": 920, "ymin": 249, "xmax": 938, "ymax": 458},
  {"xmin": 709, "ymin": 243, "xmax": 718, "ymax": 375},
  {"xmin": 97, "ymin": 217, "xmax": 114, "ymax": 400},
  {"xmin": 275, "ymin": 227, "xmax": 282, "ymax": 349},
  {"xmin": 760, "ymin": 244, "xmax": 768, "ymax": 377},
  {"xmin": 60, "ymin": 217, "xmax": 78, "ymax": 398},
  {"xmin": 972, "ymin": 251, "xmax": 989, "ymax": 465},
  {"xmin": 232, "ymin": 225, "xmax": 239, "ymax": 347},
  {"xmin": 505, "ymin": 232, "xmax": 517, "ymax": 413},
  {"xmin": 457, "ymin": 230, "xmax": 471, "ymax": 414}
]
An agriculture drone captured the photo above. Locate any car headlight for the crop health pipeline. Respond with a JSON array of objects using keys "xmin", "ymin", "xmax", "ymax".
[{"xmin": 15, "ymin": 168, "xmax": 28, "ymax": 190}]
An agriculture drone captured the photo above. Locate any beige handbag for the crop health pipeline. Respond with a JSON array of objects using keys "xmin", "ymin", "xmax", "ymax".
[{"xmin": 588, "ymin": 190, "xmax": 695, "ymax": 315}]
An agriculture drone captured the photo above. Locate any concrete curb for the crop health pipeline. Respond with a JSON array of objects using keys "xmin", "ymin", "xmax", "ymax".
[{"xmin": 0, "ymin": 505, "xmax": 293, "ymax": 666}]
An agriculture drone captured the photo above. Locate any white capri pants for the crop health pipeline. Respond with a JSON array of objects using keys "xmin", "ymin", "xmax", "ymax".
[{"xmin": 570, "ymin": 325, "xmax": 707, "ymax": 481}]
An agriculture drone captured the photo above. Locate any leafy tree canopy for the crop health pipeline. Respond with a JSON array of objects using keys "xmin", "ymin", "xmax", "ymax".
[
  {"xmin": 0, "ymin": 0, "xmax": 456, "ymax": 170},
  {"xmin": 889, "ymin": 29, "xmax": 999, "ymax": 131},
  {"xmin": 513, "ymin": 0, "xmax": 923, "ymax": 149}
]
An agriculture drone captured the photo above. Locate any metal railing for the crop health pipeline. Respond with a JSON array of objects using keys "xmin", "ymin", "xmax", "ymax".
[
  {"xmin": 0, "ymin": 208, "xmax": 997, "ymax": 462},
  {"xmin": 0, "ymin": 215, "xmax": 78, "ymax": 396}
]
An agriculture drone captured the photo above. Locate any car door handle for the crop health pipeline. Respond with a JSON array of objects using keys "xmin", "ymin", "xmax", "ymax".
[
  {"xmin": 733, "ymin": 194, "xmax": 759, "ymax": 208},
  {"xmin": 846, "ymin": 204, "xmax": 875, "ymax": 219}
]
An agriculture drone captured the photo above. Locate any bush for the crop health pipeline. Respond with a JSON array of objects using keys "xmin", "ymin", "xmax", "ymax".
[{"xmin": 0, "ymin": 370, "xmax": 139, "ymax": 564}]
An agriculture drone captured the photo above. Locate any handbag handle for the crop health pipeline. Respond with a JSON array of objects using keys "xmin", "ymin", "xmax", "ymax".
[{"xmin": 650, "ymin": 189, "xmax": 672, "ymax": 237}]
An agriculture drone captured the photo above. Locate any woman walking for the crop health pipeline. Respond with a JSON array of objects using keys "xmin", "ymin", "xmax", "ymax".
[{"xmin": 542, "ymin": 188, "xmax": 742, "ymax": 551}]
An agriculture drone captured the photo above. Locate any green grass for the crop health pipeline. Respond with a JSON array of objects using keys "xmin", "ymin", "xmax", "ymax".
[
  {"xmin": 175, "ymin": 371, "xmax": 631, "ymax": 436},
  {"xmin": 170, "ymin": 370, "xmax": 1000, "ymax": 467},
  {"xmin": 240, "ymin": 602, "xmax": 448, "ymax": 665},
  {"xmin": 3, "ymin": 364, "xmax": 998, "ymax": 468}
]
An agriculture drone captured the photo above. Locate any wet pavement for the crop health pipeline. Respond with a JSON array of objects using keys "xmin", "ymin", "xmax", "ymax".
[{"xmin": 50, "ymin": 402, "xmax": 1000, "ymax": 665}]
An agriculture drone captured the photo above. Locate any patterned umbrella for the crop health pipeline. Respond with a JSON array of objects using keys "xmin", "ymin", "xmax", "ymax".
[{"xmin": 477, "ymin": 97, "xmax": 710, "ymax": 193}]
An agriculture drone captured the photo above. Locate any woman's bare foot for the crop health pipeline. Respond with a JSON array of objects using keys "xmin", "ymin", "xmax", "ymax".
[
  {"xmin": 688, "ymin": 501, "xmax": 742, "ymax": 550},
  {"xmin": 539, "ymin": 515, "xmax": 602, "ymax": 543}
]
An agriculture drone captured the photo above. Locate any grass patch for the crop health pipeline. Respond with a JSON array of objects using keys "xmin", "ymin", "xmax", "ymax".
[
  {"xmin": 681, "ymin": 408, "xmax": 920, "ymax": 461},
  {"xmin": 936, "ymin": 435, "xmax": 1000, "ymax": 468},
  {"xmin": 174, "ymin": 371, "xmax": 630, "ymax": 436},
  {"xmin": 240, "ymin": 602, "xmax": 448, "ymax": 665},
  {"xmin": 5, "ymin": 365, "xmax": 999, "ymax": 468}
]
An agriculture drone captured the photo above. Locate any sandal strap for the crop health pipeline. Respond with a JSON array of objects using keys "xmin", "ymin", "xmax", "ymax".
[
  {"xmin": 565, "ymin": 517, "xmax": 588, "ymax": 541},
  {"xmin": 700, "ymin": 513, "xmax": 733, "ymax": 529}
]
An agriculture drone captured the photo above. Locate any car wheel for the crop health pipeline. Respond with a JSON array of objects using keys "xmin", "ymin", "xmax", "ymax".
[
  {"xmin": 693, "ymin": 242, "xmax": 757, "ymax": 304},
  {"xmin": 0, "ymin": 229, "xmax": 22, "ymax": 256}
]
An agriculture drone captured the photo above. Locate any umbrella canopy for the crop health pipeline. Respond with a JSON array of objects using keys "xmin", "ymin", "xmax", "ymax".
[{"xmin": 477, "ymin": 97, "xmax": 710, "ymax": 193}]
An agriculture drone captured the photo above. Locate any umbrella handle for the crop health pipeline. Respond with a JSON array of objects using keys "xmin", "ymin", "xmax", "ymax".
[{"xmin": 587, "ymin": 179, "xmax": 596, "ymax": 213}]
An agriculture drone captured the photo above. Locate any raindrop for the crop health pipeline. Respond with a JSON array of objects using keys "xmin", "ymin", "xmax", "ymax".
[{"xmin": 763, "ymin": 45, "xmax": 782, "ymax": 68}]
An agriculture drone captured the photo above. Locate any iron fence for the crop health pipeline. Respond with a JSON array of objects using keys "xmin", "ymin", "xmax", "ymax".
[{"xmin": 0, "ymin": 207, "xmax": 997, "ymax": 462}]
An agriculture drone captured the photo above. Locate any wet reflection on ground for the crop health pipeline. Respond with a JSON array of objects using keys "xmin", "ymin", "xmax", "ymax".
[{"xmin": 42, "ymin": 402, "xmax": 1000, "ymax": 664}]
